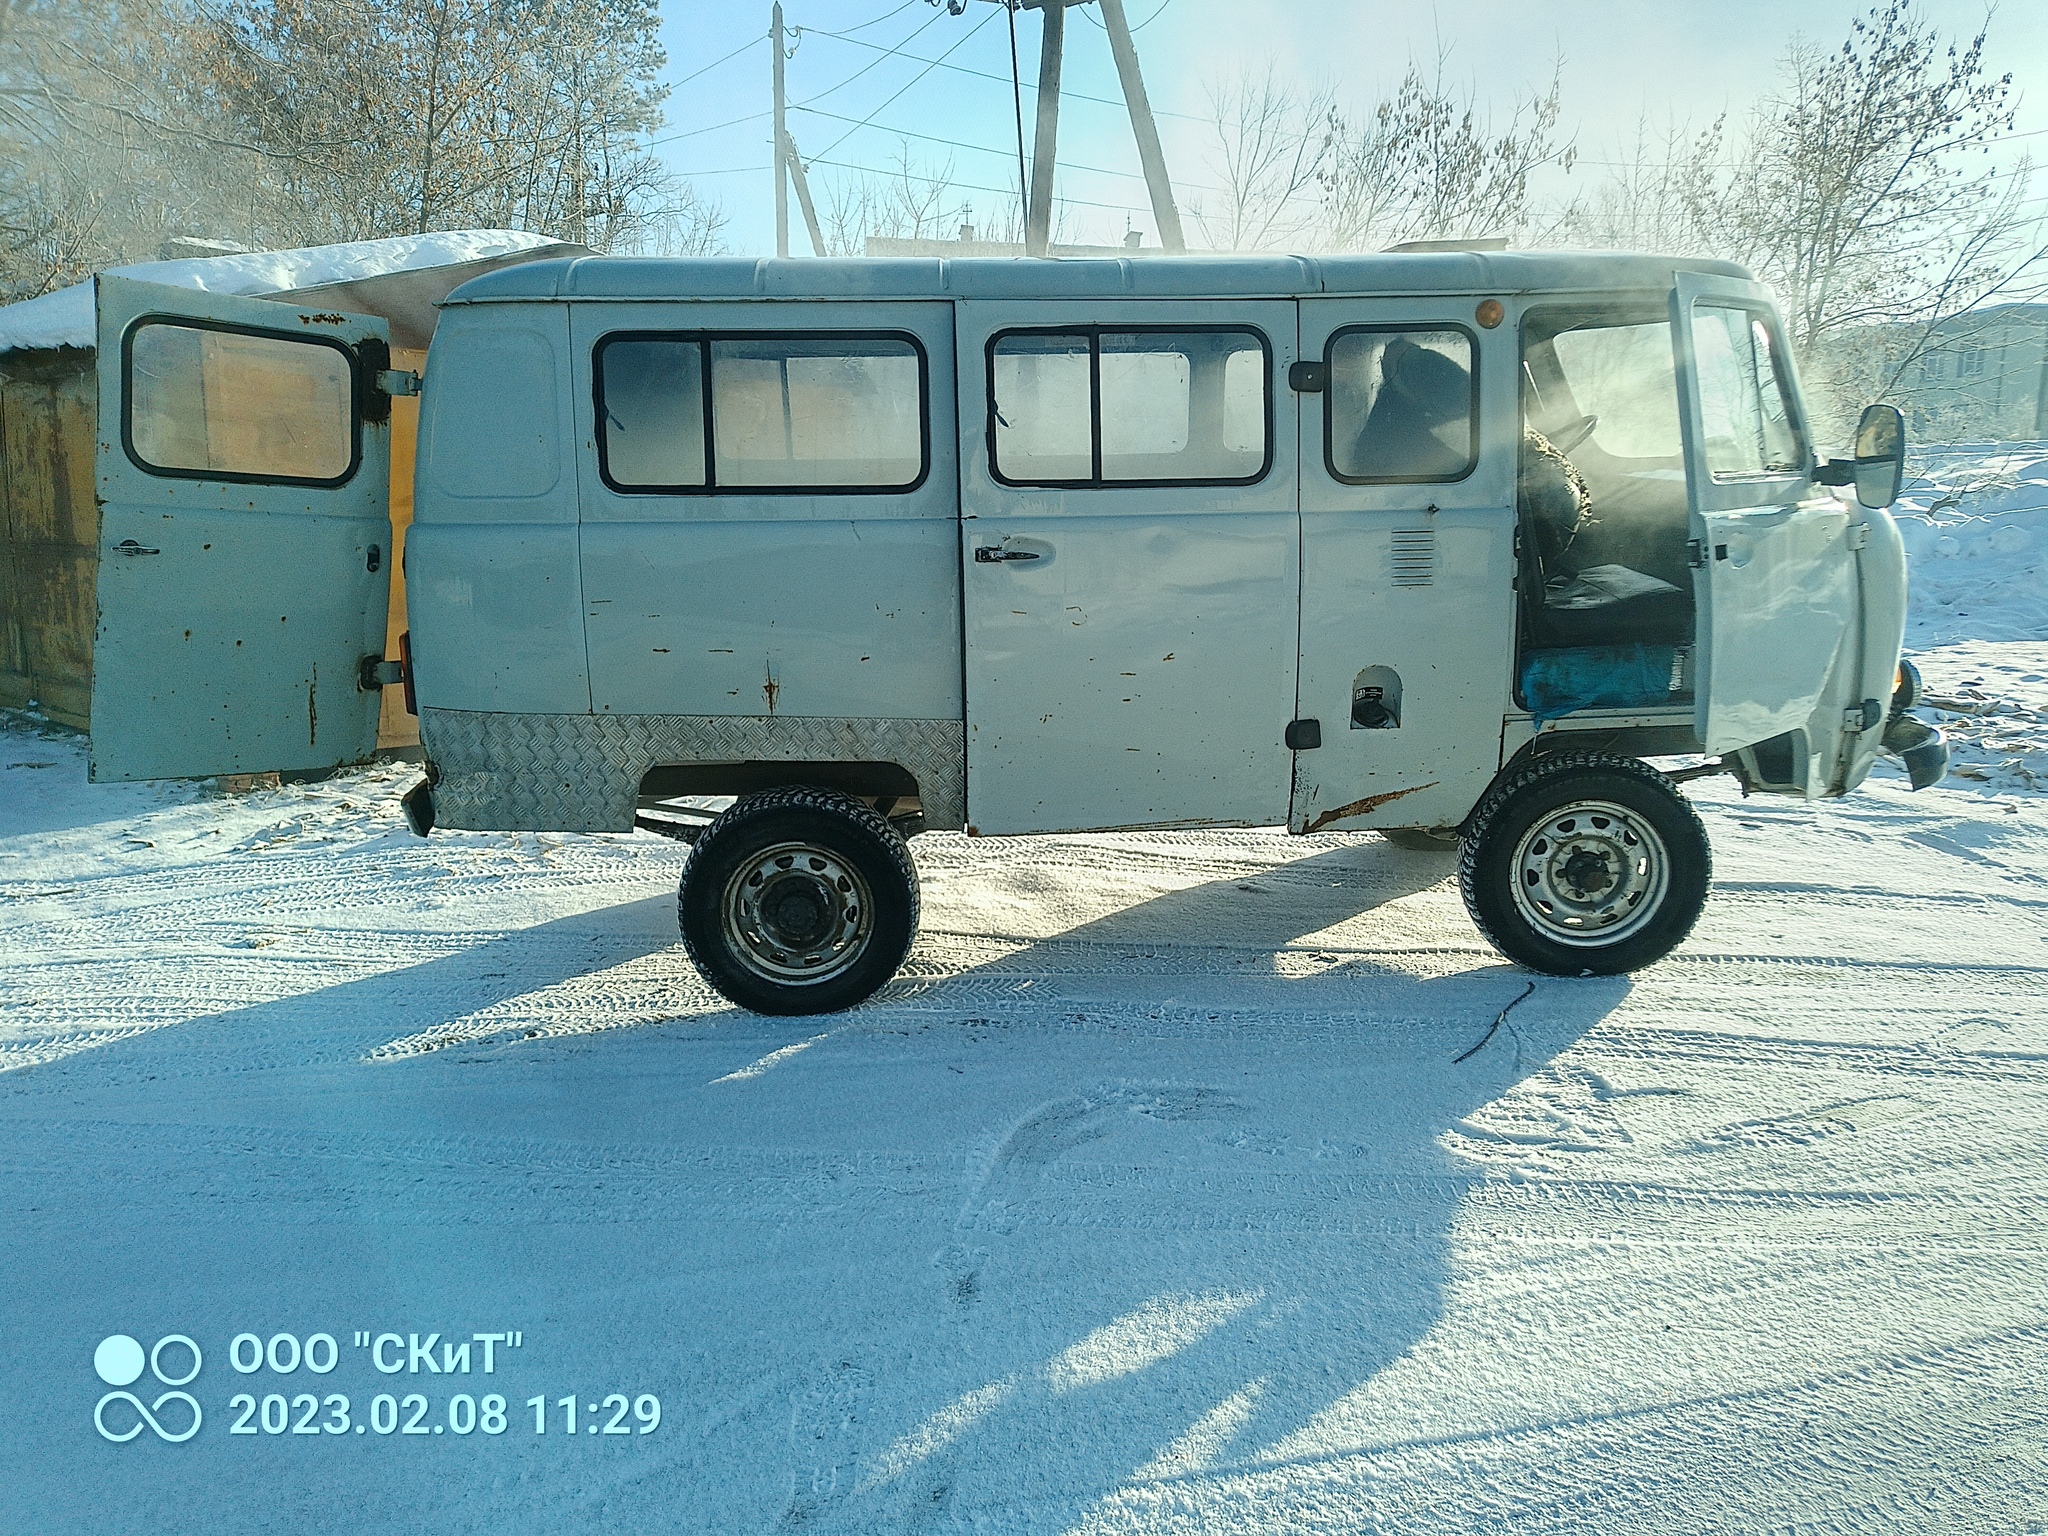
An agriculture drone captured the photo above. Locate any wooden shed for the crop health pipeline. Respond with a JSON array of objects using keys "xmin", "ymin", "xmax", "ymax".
[{"xmin": 0, "ymin": 232, "xmax": 580, "ymax": 752}]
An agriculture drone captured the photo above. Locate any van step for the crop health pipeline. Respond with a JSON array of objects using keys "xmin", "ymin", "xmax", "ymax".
[{"xmin": 634, "ymin": 806, "xmax": 719, "ymax": 843}]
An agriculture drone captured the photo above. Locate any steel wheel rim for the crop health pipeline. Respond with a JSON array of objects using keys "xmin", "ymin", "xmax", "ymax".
[
  {"xmin": 721, "ymin": 841, "xmax": 874, "ymax": 985},
  {"xmin": 1508, "ymin": 798, "xmax": 1669, "ymax": 948}
]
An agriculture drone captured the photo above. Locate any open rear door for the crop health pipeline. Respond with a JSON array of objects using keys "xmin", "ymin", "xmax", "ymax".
[
  {"xmin": 90, "ymin": 275, "xmax": 394, "ymax": 781},
  {"xmin": 1670, "ymin": 273, "xmax": 1855, "ymax": 776}
]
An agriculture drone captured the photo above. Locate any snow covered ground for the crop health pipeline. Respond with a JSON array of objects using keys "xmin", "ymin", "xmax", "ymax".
[{"xmin": 4, "ymin": 452, "xmax": 2047, "ymax": 1533}]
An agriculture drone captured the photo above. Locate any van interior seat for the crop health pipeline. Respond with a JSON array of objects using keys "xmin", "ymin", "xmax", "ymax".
[{"xmin": 1519, "ymin": 430, "xmax": 1694, "ymax": 651}]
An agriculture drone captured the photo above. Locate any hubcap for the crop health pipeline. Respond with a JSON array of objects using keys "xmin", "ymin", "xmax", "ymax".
[
  {"xmin": 1508, "ymin": 799, "xmax": 1669, "ymax": 948},
  {"xmin": 721, "ymin": 841, "xmax": 874, "ymax": 985}
]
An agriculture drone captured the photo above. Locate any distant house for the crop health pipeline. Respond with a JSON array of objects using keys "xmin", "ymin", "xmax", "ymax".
[
  {"xmin": 0, "ymin": 231, "xmax": 580, "ymax": 742},
  {"xmin": 1894, "ymin": 303, "xmax": 2048, "ymax": 443}
]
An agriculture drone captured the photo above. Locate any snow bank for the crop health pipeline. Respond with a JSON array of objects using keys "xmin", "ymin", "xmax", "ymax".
[
  {"xmin": 0, "ymin": 230, "xmax": 558, "ymax": 354},
  {"xmin": 1881, "ymin": 445, "xmax": 2048, "ymax": 796},
  {"xmin": 1896, "ymin": 444, "xmax": 2048, "ymax": 646}
]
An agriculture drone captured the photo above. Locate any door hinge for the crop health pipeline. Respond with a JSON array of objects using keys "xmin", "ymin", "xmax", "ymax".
[
  {"xmin": 377, "ymin": 368, "xmax": 422, "ymax": 398},
  {"xmin": 1686, "ymin": 538, "xmax": 1706, "ymax": 569},
  {"xmin": 1847, "ymin": 522, "xmax": 1871, "ymax": 551},
  {"xmin": 358, "ymin": 655, "xmax": 406, "ymax": 691},
  {"xmin": 1284, "ymin": 718, "xmax": 1322, "ymax": 751},
  {"xmin": 1847, "ymin": 699, "xmax": 1882, "ymax": 733}
]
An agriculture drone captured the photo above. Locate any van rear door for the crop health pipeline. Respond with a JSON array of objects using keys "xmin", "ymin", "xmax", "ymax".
[
  {"xmin": 89, "ymin": 275, "xmax": 394, "ymax": 780},
  {"xmin": 1670, "ymin": 273, "xmax": 1855, "ymax": 781}
]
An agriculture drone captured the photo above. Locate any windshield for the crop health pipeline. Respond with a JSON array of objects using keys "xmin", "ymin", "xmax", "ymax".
[{"xmin": 1545, "ymin": 321, "xmax": 1683, "ymax": 460}]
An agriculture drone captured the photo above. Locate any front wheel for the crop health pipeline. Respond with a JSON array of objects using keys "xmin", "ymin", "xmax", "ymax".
[
  {"xmin": 679, "ymin": 787, "xmax": 919, "ymax": 1015},
  {"xmin": 1458, "ymin": 752, "xmax": 1710, "ymax": 976}
]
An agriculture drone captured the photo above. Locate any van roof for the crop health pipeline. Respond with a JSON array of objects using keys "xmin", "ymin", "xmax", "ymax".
[{"xmin": 442, "ymin": 250, "xmax": 1754, "ymax": 307}]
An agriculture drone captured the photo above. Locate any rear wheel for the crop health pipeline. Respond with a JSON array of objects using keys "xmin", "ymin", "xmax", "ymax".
[
  {"xmin": 1459, "ymin": 752, "xmax": 1710, "ymax": 975},
  {"xmin": 679, "ymin": 787, "xmax": 919, "ymax": 1015}
]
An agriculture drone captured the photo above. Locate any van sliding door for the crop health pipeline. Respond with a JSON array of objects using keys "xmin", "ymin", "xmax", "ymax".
[{"xmin": 957, "ymin": 300, "xmax": 1299, "ymax": 835}]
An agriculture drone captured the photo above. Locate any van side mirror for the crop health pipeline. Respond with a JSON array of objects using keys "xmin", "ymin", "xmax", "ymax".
[{"xmin": 1851, "ymin": 403, "xmax": 1904, "ymax": 509}]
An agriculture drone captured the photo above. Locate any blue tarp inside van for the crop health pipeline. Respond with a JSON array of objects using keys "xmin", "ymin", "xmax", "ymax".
[{"xmin": 1521, "ymin": 644, "xmax": 1682, "ymax": 724}]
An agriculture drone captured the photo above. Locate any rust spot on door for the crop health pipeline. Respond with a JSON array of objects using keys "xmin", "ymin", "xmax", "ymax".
[
  {"xmin": 762, "ymin": 662, "xmax": 780, "ymax": 714},
  {"xmin": 308, "ymin": 663, "xmax": 319, "ymax": 746},
  {"xmin": 1304, "ymin": 781, "xmax": 1437, "ymax": 834}
]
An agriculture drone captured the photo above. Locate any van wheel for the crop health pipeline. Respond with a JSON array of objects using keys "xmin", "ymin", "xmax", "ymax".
[
  {"xmin": 1458, "ymin": 752, "xmax": 1710, "ymax": 976},
  {"xmin": 679, "ymin": 786, "xmax": 919, "ymax": 1015},
  {"xmin": 1382, "ymin": 827, "xmax": 1460, "ymax": 853}
]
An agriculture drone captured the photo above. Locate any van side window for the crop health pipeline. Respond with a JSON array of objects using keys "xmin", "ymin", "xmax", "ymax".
[
  {"xmin": 989, "ymin": 327, "xmax": 1269, "ymax": 487},
  {"xmin": 595, "ymin": 337, "xmax": 707, "ymax": 489},
  {"xmin": 595, "ymin": 332, "xmax": 927, "ymax": 494},
  {"xmin": 1689, "ymin": 306, "xmax": 1804, "ymax": 479},
  {"xmin": 125, "ymin": 320, "xmax": 359, "ymax": 485},
  {"xmin": 1325, "ymin": 326, "xmax": 1476, "ymax": 484}
]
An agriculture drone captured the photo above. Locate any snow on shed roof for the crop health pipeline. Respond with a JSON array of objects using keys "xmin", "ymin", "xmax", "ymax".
[{"xmin": 0, "ymin": 230, "xmax": 564, "ymax": 355}]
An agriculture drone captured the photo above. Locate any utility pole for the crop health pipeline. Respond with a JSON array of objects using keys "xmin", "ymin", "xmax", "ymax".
[
  {"xmin": 1097, "ymin": 0, "xmax": 1184, "ymax": 253},
  {"xmin": 1024, "ymin": 0, "xmax": 1065, "ymax": 258},
  {"xmin": 771, "ymin": 2, "xmax": 789, "ymax": 259},
  {"xmin": 785, "ymin": 136, "xmax": 827, "ymax": 256}
]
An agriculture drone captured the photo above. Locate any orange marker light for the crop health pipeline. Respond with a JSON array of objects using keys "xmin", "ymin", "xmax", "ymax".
[{"xmin": 1475, "ymin": 299, "xmax": 1504, "ymax": 329}]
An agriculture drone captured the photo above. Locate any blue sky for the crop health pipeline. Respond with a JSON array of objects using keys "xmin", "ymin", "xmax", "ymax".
[{"xmin": 654, "ymin": 0, "xmax": 2048, "ymax": 256}]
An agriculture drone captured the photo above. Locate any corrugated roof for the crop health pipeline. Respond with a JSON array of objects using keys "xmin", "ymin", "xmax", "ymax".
[{"xmin": 443, "ymin": 250, "xmax": 1755, "ymax": 306}]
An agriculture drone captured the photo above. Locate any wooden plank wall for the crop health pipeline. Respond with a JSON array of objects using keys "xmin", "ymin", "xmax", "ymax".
[
  {"xmin": 0, "ymin": 344, "xmax": 427, "ymax": 750},
  {"xmin": 0, "ymin": 351, "xmax": 98, "ymax": 729},
  {"xmin": 376, "ymin": 347, "xmax": 426, "ymax": 750}
]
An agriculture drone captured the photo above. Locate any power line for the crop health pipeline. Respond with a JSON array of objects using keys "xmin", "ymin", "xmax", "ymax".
[
  {"xmin": 792, "ymin": 23, "xmax": 1208, "ymax": 121},
  {"xmin": 792, "ymin": 102, "xmax": 1226, "ymax": 194},
  {"xmin": 648, "ymin": 108, "xmax": 771, "ymax": 148},
  {"xmin": 1077, "ymin": 0, "xmax": 1177, "ymax": 31},
  {"xmin": 789, "ymin": 4, "xmax": 952, "ymax": 110},
  {"xmin": 669, "ymin": 34, "xmax": 766, "ymax": 91},
  {"xmin": 806, "ymin": 153, "xmax": 1166, "ymax": 219},
  {"xmin": 799, "ymin": 0, "xmax": 923, "ymax": 38},
  {"xmin": 813, "ymin": 5, "xmax": 1003, "ymax": 161}
]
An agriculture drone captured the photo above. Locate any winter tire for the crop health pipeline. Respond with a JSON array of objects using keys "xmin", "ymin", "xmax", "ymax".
[
  {"xmin": 1458, "ymin": 752, "xmax": 1710, "ymax": 976},
  {"xmin": 679, "ymin": 786, "xmax": 919, "ymax": 1015},
  {"xmin": 1381, "ymin": 827, "xmax": 1461, "ymax": 853}
]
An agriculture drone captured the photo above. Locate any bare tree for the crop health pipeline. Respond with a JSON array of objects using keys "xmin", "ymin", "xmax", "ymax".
[
  {"xmin": 0, "ymin": 0, "xmax": 284, "ymax": 299},
  {"xmin": 1681, "ymin": 1, "xmax": 2047, "ymax": 432},
  {"xmin": 1543, "ymin": 117, "xmax": 1710, "ymax": 255},
  {"xmin": 0, "ymin": 0, "xmax": 723, "ymax": 302},
  {"xmin": 1191, "ymin": 66, "xmax": 1331, "ymax": 252},
  {"xmin": 1320, "ymin": 51, "xmax": 1575, "ymax": 253},
  {"xmin": 188, "ymin": 0, "xmax": 707, "ymax": 251},
  {"xmin": 818, "ymin": 142, "xmax": 961, "ymax": 255}
]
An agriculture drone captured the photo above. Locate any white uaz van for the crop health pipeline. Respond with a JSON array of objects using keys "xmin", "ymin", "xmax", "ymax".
[{"xmin": 88, "ymin": 252, "xmax": 1946, "ymax": 1014}]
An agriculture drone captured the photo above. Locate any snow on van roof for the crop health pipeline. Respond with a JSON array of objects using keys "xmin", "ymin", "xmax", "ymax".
[
  {"xmin": 443, "ymin": 249, "xmax": 1753, "ymax": 306},
  {"xmin": 0, "ymin": 230, "xmax": 560, "ymax": 354}
]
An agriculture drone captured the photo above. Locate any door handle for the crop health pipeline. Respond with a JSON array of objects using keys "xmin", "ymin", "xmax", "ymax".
[
  {"xmin": 113, "ymin": 539, "xmax": 160, "ymax": 556},
  {"xmin": 974, "ymin": 546, "xmax": 1041, "ymax": 563}
]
